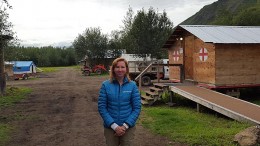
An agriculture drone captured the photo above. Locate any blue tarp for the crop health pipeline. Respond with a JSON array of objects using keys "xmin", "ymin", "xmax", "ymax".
[{"xmin": 12, "ymin": 61, "xmax": 36, "ymax": 72}]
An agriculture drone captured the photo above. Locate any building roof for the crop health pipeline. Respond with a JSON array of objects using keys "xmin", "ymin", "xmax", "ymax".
[
  {"xmin": 163, "ymin": 25, "xmax": 260, "ymax": 48},
  {"xmin": 12, "ymin": 61, "xmax": 35, "ymax": 67},
  {"xmin": 4, "ymin": 61, "xmax": 14, "ymax": 65}
]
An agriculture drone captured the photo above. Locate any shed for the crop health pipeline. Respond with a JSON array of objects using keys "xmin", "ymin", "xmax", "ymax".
[
  {"xmin": 163, "ymin": 25, "xmax": 260, "ymax": 88},
  {"xmin": 4, "ymin": 62, "xmax": 14, "ymax": 80},
  {"xmin": 12, "ymin": 61, "xmax": 37, "ymax": 76}
]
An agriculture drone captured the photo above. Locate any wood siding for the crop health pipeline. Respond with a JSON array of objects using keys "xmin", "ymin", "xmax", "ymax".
[
  {"xmin": 166, "ymin": 26, "xmax": 260, "ymax": 86},
  {"xmin": 193, "ymin": 38, "xmax": 216, "ymax": 84},
  {"xmin": 184, "ymin": 36, "xmax": 194, "ymax": 80},
  {"xmin": 215, "ymin": 44, "xmax": 260, "ymax": 85},
  {"xmin": 168, "ymin": 35, "xmax": 216, "ymax": 84},
  {"xmin": 168, "ymin": 40, "xmax": 183, "ymax": 81},
  {"xmin": 5, "ymin": 64, "xmax": 14, "ymax": 79}
]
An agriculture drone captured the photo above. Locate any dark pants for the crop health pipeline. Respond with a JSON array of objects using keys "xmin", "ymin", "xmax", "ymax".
[{"xmin": 104, "ymin": 127, "xmax": 136, "ymax": 146}]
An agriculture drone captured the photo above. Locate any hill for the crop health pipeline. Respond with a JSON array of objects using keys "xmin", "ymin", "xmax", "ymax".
[{"xmin": 181, "ymin": 0, "xmax": 260, "ymax": 26}]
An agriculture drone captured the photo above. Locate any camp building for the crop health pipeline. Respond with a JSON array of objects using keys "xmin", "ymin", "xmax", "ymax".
[{"xmin": 163, "ymin": 25, "xmax": 260, "ymax": 89}]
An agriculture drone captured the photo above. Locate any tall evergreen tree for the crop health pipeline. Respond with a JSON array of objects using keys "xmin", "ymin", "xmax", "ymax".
[
  {"xmin": 108, "ymin": 30, "xmax": 124, "ymax": 58},
  {"xmin": 121, "ymin": 7, "xmax": 173, "ymax": 59}
]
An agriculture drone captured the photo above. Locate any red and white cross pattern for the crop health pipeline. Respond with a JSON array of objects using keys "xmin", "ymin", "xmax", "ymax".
[
  {"xmin": 199, "ymin": 48, "xmax": 208, "ymax": 62},
  {"xmin": 173, "ymin": 50, "xmax": 179, "ymax": 62}
]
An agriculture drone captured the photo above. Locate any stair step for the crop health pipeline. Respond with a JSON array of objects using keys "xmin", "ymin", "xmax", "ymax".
[
  {"xmin": 141, "ymin": 99, "xmax": 149, "ymax": 105},
  {"xmin": 149, "ymin": 87, "xmax": 163, "ymax": 92},
  {"xmin": 144, "ymin": 90, "xmax": 158, "ymax": 96},
  {"xmin": 153, "ymin": 83, "xmax": 169, "ymax": 89},
  {"xmin": 141, "ymin": 95, "xmax": 154, "ymax": 101}
]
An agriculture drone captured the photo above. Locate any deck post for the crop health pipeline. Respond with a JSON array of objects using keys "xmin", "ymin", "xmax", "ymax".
[
  {"xmin": 180, "ymin": 65, "xmax": 184, "ymax": 83},
  {"xmin": 157, "ymin": 63, "xmax": 160, "ymax": 83},
  {"xmin": 168, "ymin": 91, "xmax": 175, "ymax": 106},
  {"xmin": 196, "ymin": 103, "xmax": 200, "ymax": 112}
]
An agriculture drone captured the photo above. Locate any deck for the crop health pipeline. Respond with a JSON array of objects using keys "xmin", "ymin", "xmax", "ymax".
[{"xmin": 169, "ymin": 85, "xmax": 260, "ymax": 125}]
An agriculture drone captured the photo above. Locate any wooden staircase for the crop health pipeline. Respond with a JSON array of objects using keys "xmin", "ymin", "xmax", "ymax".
[{"xmin": 141, "ymin": 83, "xmax": 169, "ymax": 105}]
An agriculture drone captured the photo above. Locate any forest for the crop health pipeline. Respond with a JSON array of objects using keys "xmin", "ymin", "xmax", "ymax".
[
  {"xmin": 182, "ymin": 0, "xmax": 260, "ymax": 25},
  {"xmin": 5, "ymin": 46, "xmax": 76, "ymax": 67}
]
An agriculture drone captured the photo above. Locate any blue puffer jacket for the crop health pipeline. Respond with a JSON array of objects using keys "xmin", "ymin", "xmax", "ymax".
[{"xmin": 98, "ymin": 77, "xmax": 141, "ymax": 128}]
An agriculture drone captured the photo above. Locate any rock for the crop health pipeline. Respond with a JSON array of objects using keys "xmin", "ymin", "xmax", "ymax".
[{"xmin": 234, "ymin": 125, "xmax": 260, "ymax": 146}]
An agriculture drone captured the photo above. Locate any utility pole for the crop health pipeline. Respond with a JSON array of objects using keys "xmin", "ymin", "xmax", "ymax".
[{"xmin": 0, "ymin": 35, "xmax": 13, "ymax": 96}]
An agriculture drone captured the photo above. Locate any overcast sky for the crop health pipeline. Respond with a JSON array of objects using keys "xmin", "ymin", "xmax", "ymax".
[{"xmin": 7, "ymin": 0, "xmax": 217, "ymax": 47}]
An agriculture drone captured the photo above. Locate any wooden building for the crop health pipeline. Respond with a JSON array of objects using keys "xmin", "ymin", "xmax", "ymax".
[
  {"xmin": 163, "ymin": 25, "xmax": 260, "ymax": 89},
  {"xmin": 4, "ymin": 62, "xmax": 14, "ymax": 80}
]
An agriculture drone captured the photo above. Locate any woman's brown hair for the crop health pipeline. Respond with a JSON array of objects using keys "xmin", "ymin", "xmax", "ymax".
[{"xmin": 110, "ymin": 57, "xmax": 131, "ymax": 82}]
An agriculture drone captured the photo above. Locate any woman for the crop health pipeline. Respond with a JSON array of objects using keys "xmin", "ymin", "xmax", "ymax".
[{"xmin": 98, "ymin": 57, "xmax": 141, "ymax": 146}]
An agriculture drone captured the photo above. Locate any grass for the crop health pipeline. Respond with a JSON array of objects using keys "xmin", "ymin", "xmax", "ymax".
[
  {"xmin": 139, "ymin": 89, "xmax": 259, "ymax": 145},
  {"xmin": 37, "ymin": 66, "xmax": 65, "ymax": 73},
  {"xmin": 140, "ymin": 106, "xmax": 250, "ymax": 146},
  {"xmin": 0, "ymin": 87, "xmax": 32, "ymax": 107},
  {"xmin": 0, "ymin": 87, "xmax": 32, "ymax": 145},
  {"xmin": 73, "ymin": 65, "xmax": 82, "ymax": 70},
  {"xmin": 0, "ymin": 124, "xmax": 12, "ymax": 146},
  {"xmin": 38, "ymin": 65, "xmax": 110, "ymax": 76}
]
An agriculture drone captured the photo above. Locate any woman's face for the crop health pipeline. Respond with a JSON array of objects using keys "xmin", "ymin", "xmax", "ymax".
[{"xmin": 114, "ymin": 61, "xmax": 127, "ymax": 78}]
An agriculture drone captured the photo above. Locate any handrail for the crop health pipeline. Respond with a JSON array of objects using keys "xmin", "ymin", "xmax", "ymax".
[
  {"xmin": 134, "ymin": 61, "xmax": 156, "ymax": 81},
  {"xmin": 134, "ymin": 60, "xmax": 184, "ymax": 90}
]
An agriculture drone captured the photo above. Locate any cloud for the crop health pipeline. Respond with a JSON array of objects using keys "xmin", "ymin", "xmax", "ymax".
[{"xmin": 7, "ymin": 0, "xmax": 217, "ymax": 47}]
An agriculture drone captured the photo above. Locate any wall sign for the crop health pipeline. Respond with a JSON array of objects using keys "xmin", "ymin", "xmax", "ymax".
[
  {"xmin": 199, "ymin": 48, "xmax": 208, "ymax": 62},
  {"xmin": 173, "ymin": 51, "xmax": 179, "ymax": 62}
]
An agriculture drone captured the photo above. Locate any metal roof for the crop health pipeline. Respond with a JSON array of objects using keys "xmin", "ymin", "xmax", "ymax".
[
  {"xmin": 163, "ymin": 25, "xmax": 260, "ymax": 48},
  {"xmin": 12, "ymin": 61, "xmax": 35, "ymax": 67},
  {"xmin": 180, "ymin": 25, "xmax": 260, "ymax": 44},
  {"xmin": 4, "ymin": 61, "xmax": 14, "ymax": 65}
]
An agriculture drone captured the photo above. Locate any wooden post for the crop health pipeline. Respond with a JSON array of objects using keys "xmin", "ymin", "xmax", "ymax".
[
  {"xmin": 157, "ymin": 63, "xmax": 160, "ymax": 83},
  {"xmin": 0, "ymin": 41, "xmax": 5, "ymax": 96},
  {"xmin": 196, "ymin": 103, "xmax": 200, "ymax": 112},
  {"xmin": 139, "ymin": 75, "xmax": 142, "ymax": 91},
  {"xmin": 180, "ymin": 65, "xmax": 184, "ymax": 83},
  {"xmin": 0, "ymin": 35, "xmax": 13, "ymax": 97},
  {"xmin": 168, "ymin": 91, "xmax": 175, "ymax": 107}
]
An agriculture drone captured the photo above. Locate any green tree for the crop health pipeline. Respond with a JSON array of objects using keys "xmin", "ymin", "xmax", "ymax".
[
  {"xmin": 120, "ymin": 7, "xmax": 138, "ymax": 56},
  {"xmin": 73, "ymin": 27, "xmax": 108, "ymax": 66},
  {"xmin": 0, "ymin": 0, "xmax": 14, "ymax": 96},
  {"xmin": 232, "ymin": 6, "xmax": 260, "ymax": 25},
  {"xmin": 121, "ymin": 7, "xmax": 173, "ymax": 59},
  {"xmin": 108, "ymin": 30, "xmax": 124, "ymax": 58},
  {"xmin": 5, "ymin": 46, "xmax": 76, "ymax": 67},
  {"xmin": 122, "ymin": 6, "xmax": 134, "ymax": 33},
  {"xmin": 63, "ymin": 47, "xmax": 76, "ymax": 66},
  {"xmin": 37, "ymin": 48, "xmax": 50, "ymax": 67},
  {"xmin": 0, "ymin": 0, "xmax": 13, "ymax": 37},
  {"xmin": 211, "ymin": 9, "xmax": 233, "ymax": 25}
]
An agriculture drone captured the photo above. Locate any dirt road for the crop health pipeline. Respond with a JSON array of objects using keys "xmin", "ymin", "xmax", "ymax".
[{"xmin": 4, "ymin": 67, "xmax": 179, "ymax": 146}]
